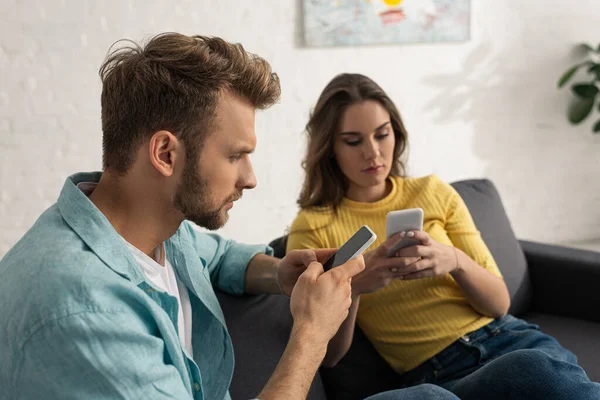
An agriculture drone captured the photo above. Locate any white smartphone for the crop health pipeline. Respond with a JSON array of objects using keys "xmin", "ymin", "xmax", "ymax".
[
  {"xmin": 386, "ymin": 208, "xmax": 424, "ymax": 257},
  {"xmin": 322, "ymin": 225, "xmax": 377, "ymax": 271}
]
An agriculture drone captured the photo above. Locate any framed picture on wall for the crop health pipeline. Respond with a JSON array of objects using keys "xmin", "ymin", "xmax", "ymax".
[{"xmin": 303, "ymin": 0, "xmax": 471, "ymax": 47}]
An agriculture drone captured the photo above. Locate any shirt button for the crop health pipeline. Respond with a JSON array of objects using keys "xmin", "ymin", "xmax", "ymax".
[{"xmin": 193, "ymin": 382, "xmax": 201, "ymax": 392}]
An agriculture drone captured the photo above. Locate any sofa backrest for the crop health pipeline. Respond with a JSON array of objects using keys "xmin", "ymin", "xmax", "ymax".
[{"xmin": 451, "ymin": 179, "xmax": 531, "ymax": 315}]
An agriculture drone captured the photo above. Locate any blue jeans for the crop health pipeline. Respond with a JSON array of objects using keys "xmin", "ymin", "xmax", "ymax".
[
  {"xmin": 364, "ymin": 384, "xmax": 459, "ymax": 400},
  {"xmin": 395, "ymin": 315, "xmax": 600, "ymax": 399}
]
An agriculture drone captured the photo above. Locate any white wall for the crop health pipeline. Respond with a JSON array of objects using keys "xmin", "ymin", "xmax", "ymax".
[{"xmin": 2, "ymin": 0, "xmax": 600, "ymax": 257}]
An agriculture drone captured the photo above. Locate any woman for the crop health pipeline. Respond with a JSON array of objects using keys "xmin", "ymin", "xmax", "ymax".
[{"xmin": 287, "ymin": 73, "xmax": 599, "ymax": 399}]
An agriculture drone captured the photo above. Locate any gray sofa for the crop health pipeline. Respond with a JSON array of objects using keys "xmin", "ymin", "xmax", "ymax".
[{"xmin": 216, "ymin": 179, "xmax": 600, "ymax": 400}]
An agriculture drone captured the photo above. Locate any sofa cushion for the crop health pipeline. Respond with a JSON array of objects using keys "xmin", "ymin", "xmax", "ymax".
[
  {"xmin": 216, "ymin": 290, "xmax": 328, "ymax": 400},
  {"xmin": 524, "ymin": 312, "xmax": 600, "ymax": 382},
  {"xmin": 451, "ymin": 179, "xmax": 531, "ymax": 316}
]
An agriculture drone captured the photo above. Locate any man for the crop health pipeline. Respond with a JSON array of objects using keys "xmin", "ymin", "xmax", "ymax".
[{"xmin": 0, "ymin": 33, "xmax": 457, "ymax": 400}]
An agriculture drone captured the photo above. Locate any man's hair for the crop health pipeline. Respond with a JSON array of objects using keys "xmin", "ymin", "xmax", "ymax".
[{"xmin": 99, "ymin": 32, "xmax": 281, "ymax": 173}]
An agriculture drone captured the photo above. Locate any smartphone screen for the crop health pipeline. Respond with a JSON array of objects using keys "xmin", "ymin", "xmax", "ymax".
[{"xmin": 322, "ymin": 226, "xmax": 375, "ymax": 271}]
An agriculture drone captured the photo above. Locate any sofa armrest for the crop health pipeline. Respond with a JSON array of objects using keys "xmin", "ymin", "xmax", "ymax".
[{"xmin": 519, "ymin": 240, "xmax": 600, "ymax": 323}]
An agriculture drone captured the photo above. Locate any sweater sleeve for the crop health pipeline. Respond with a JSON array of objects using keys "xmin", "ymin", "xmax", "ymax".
[{"xmin": 443, "ymin": 183, "xmax": 503, "ymax": 278}]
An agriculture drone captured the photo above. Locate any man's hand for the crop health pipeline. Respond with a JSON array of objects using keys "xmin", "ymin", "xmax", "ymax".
[
  {"xmin": 276, "ymin": 249, "xmax": 337, "ymax": 296},
  {"xmin": 289, "ymin": 256, "xmax": 365, "ymax": 345},
  {"xmin": 257, "ymin": 256, "xmax": 365, "ymax": 400}
]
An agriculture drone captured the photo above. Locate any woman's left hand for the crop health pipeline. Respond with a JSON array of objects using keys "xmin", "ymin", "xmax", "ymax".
[{"xmin": 393, "ymin": 231, "xmax": 460, "ymax": 280}]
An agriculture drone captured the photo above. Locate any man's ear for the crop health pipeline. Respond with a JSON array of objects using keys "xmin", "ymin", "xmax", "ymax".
[{"xmin": 148, "ymin": 130, "xmax": 181, "ymax": 177}]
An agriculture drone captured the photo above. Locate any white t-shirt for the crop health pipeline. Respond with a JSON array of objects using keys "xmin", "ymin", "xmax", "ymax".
[{"xmin": 125, "ymin": 241, "xmax": 194, "ymax": 355}]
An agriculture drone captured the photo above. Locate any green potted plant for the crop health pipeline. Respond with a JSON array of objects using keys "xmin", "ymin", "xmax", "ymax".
[{"xmin": 557, "ymin": 43, "xmax": 600, "ymax": 133}]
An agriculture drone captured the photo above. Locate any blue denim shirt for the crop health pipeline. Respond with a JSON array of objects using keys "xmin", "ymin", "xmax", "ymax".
[{"xmin": 0, "ymin": 172, "xmax": 272, "ymax": 400}]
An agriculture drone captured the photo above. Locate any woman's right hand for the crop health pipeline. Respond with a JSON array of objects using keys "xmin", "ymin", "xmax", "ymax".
[{"xmin": 352, "ymin": 232, "xmax": 420, "ymax": 296}]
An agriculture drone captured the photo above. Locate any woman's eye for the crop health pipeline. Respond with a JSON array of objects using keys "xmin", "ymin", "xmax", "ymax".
[
  {"xmin": 376, "ymin": 133, "xmax": 390, "ymax": 140},
  {"xmin": 344, "ymin": 140, "xmax": 361, "ymax": 146}
]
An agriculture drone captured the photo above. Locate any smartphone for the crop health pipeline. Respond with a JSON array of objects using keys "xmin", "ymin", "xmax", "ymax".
[
  {"xmin": 322, "ymin": 225, "xmax": 377, "ymax": 271},
  {"xmin": 386, "ymin": 208, "xmax": 424, "ymax": 257}
]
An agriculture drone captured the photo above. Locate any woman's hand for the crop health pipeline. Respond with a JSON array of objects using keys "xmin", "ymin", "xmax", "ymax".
[
  {"xmin": 351, "ymin": 232, "xmax": 420, "ymax": 295},
  {"xmin": 393, "ymin": 231, "xmax": 459, "ymax": 280},
  {"xmin": 395, "ymin": 232, "xmax": 510, "ymax": 317},
  {"xmin": 357, "ymin": 230, "xmax": 510, "ymax": 318}
]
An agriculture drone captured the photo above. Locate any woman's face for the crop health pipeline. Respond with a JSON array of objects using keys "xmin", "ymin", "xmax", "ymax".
[{"xmin": 333, "ymin": 100, "xmax": 396, "ymax": 196}]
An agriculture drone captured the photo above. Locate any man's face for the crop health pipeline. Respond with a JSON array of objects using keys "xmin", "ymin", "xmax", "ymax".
[{"xmin": 174, "ymin": 91, "xmax": 257, "ymax": 230}]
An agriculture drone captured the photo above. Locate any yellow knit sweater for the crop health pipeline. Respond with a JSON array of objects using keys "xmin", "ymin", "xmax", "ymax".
[{"xmin": 287, "ymin": 175, "xmax": 502, "ymax": 373}]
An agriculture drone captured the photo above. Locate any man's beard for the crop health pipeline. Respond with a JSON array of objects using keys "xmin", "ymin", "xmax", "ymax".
[{"xmin": 174, "ymin": 158, "xmax": 241, "ymax": 230}]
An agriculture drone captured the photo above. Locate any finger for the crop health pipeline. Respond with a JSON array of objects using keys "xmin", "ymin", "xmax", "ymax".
[
  {"xmin": 376, "ymin": 232, "xmax": 405, "ymax": 256},
  {"xmin": 396, "ymin": 259, "xmax": 433, "ymax": 275},
  {"xmin": 329, "ymin": 256, "xmax": 365, "ymax": 280},
  {"xmin": 285, "ymin": 249, "xmax": 316, "ymax": 267},
  {"xmin": 312, "ymin": 248, "xmax": 338, "ymax": 263},
  {"xmin": 406, "ymin": 230, "xmax": 432, "ymax": 246},
  {"xmin": 374, "ymin": 257, "xmax": 420, "ymax": 271},
  {"xmin": 387, "ymin": 258, "xmax": 421, "ymax": 272},
  {"xmin": 400, "ymin": 268, "xmax": 437, "ymax": 280},
  {"xmin": 298, "ymin": 250, "xmax": 318, "ymax": 267},
  {"xmin": 395, "ymin": 245, "xmax": 429, "ymax": 258},
  {"xmin": 299, "ymin": 261, "xmax": 324, "ymax": 282}
]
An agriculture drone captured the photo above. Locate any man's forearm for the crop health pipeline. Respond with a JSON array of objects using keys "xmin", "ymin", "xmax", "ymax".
[
  {"xmin": 245, "ymin": 253, "xmax": 282, "ymax": 295},
  {"xmin": 322, "ymin": 294, "xmax": 359, "ymax": 367},
  {"xmin": 257, "ymin": 326, "xmax": 328, "ymax": 400}
]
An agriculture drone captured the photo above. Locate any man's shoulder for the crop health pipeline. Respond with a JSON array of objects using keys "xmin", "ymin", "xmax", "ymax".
[
  {"xmin": 0, "ymin": 204, "xmax": 98, "ymax": 278},
  {"xmin": 0, "ymin": 207, "xmax": 140, "ymax": 347}
]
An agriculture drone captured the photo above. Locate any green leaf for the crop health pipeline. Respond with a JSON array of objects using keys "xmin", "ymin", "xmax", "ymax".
[
  {"xmin": 568, "ymin": 97, "xmax": 595, "ymax": 124},
  {"xmin": 590, "ymin": 64, "xmax": 600, "ymax": 80},
  {"xmin": 580, "ymin": 43, "xmax": 595, "ymax": 52},
  {"xmin": 572, "ymin": 83, "xmax": 599, "ymax": 98},
  {"xmin": 558, "ymin": 65, "xmax": 580, "ymax": 88},
  {"xmin": 594, "ymin": 120, "xmax": 600, "ymax": 133}
]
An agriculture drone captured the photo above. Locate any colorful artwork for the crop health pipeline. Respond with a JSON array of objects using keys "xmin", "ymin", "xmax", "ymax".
[{"xmin": 303, "ymin": 0, "xmax": 471, "ymax": 47}]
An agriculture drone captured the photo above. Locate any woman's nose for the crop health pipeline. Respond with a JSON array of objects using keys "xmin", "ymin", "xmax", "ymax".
[{"xmin": 363, "ymin": 140, "xmax": 379, "ymax": 159}]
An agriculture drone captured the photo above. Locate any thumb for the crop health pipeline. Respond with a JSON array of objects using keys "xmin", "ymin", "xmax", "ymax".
[
  {"xmin": 300, "ymin": 261, "xmax": 325, "ymax": 282},
  {"xmin": 377, "ymin": 232, "xmax": 404, "ymax": 256},
  {"xmin": 299, "ymin": 250, "xmax": 318, "ymax": 267}
]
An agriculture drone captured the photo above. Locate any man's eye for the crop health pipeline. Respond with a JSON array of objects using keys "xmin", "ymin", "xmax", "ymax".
[{"xmin": 229, "ymin": 154, "xmax": 243, "ymax": 162}]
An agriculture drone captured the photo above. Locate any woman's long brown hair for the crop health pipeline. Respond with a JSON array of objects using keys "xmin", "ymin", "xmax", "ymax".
[{"xmin": 297, "ymin": 73, "xmax": 409, "ymax": 210}]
